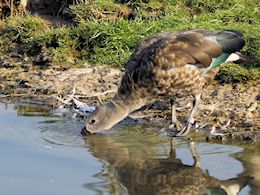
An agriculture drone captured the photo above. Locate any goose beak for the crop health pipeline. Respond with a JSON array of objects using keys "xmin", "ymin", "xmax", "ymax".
[
  {"xmin": 235, "ymin": 52, "xmax": 254, "ymax": 63},
  {"xmin": 81, "ymin": 126, "xmax": 94, "ymax": 136}
]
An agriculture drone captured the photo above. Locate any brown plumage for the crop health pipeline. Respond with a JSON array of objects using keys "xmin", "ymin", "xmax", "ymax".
[{"xmin": 82, "ymin": 30, "xmax": 246, "ymax": 136}]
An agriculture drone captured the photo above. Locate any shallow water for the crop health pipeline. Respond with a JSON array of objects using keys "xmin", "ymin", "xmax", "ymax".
[{"xmin": 0, "ymin": 102, "xmax": 259, "ymax": 195}]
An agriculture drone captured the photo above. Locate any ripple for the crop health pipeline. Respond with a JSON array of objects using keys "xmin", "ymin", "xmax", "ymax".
[{"xmin": 40, "ymin": 120, "xmax": 85, "ymax": 147}]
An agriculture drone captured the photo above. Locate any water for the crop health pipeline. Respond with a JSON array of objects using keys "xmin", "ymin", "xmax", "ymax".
[{"xmin": 0, "ymin": 102, "xmax": 259, "ymax": 195}]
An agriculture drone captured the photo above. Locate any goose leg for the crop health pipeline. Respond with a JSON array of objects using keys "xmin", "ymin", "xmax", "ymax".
[
  {"xmin": 169, "ymin": 100, "xmax": 182, "ymax": 130},
  {"xmin": 175, "ymin": 94, "xmax": 201, "ymax": 136}
]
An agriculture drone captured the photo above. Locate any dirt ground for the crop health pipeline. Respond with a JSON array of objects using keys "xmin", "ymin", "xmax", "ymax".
[{"xmin": 0, "ymin": 52, "xmax": 259, "ymax": 141}]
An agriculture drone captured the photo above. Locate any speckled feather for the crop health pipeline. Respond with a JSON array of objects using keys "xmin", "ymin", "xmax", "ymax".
[
  {"xmin": 116, "ymin": 30, "xmax": 245, "ymax": 103},
  {"xmin": 83, "ymin": 30, "xmax": 245, "ymax": 134}
]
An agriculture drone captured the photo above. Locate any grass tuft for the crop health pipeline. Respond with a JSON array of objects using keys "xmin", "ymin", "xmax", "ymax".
[
  {"xmin": 0, "ymin": 15, "xmax": 49, "ymax": 53},
  {"xmin": 0, "ymin": 0, "xmax": 259, "ymax": 80},
  {"xmin": 217, "ymin": 63, "xmax": 260, "ymax": 83}
]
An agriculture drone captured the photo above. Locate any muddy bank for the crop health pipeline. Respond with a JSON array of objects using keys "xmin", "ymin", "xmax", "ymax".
[
  {"xmin": 0, "ymin": 54, "xmax": 121, "ymax": 103},
  {"xmin": 0, "ymin": 54, "xmax": 259, "ymax": 139}
]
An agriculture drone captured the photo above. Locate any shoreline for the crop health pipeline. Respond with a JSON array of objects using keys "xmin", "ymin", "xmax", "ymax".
[{"xmin": 0, "ymin": 59, "xmax": 259, "ymax": 140}]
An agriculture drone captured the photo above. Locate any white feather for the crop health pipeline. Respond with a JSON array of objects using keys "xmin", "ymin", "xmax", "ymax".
[
  {"xmin": 225, "ymin": 53, "xmax": 241, "ymax": 62},
  {"xmin": 72, "ymin": 98, "xmax": 96, "ymax": 116}
]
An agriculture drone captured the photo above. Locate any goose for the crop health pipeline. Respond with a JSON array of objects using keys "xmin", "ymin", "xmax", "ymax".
[{"xmin": 81, "ymin": 30, "xmax": 247, "ymax": 136}]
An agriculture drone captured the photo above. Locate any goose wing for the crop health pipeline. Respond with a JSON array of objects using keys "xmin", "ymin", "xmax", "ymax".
[{"xmin": 119, "ymin": 30, "xmax": 244, "ymax": 95}]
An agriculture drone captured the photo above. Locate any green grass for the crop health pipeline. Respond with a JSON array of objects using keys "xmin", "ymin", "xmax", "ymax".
[
  {"xmin": 0, "ymin": 15, "xmax": 49, "ymax": 53},
  {"xmin": 217, "ymin": 63, "xmax": 260, "ymax": 83},
  {"xmin": 0, "ymin": 0, "xmax": 259, "ymax": 81},
  {"xmin": 29, "ymin": 27, "xmax": 80, "ymax": 64}
]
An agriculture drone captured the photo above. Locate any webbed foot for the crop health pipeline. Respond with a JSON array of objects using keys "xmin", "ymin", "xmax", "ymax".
[
  {"xmin": 171, "ymin": 117, "xmax": 195, "ymax": 137},
  {"xmin": 169, "ymin": 119, "xmax": 182, "ymax": 131}
]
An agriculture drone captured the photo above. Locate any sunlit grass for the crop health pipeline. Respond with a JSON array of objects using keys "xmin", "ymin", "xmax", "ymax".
[{"xmin": 0, "ymin": 0, "xmax": 259, "ymax": 81}]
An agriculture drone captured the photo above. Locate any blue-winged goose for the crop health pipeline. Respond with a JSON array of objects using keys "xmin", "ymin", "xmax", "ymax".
[{"xmin": 82, "ymin": 30, "xmax": 246, "ymax": 136}]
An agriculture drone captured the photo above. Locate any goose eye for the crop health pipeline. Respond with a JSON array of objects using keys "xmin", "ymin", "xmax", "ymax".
[{"xmin": 90, "ymin": 119, "xmax": 96, "ymax": 124}]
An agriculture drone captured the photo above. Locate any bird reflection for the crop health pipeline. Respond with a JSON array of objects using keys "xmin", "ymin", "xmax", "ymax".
[{"xmin": 83, "ymin": 134, "xmax": 252, "ymax": 195}]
